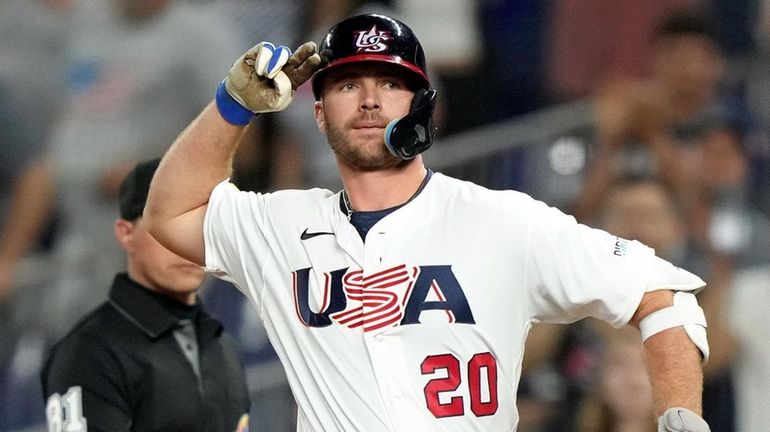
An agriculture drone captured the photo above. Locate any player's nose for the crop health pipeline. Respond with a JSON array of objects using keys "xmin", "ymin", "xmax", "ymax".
[{"xmin": 359, "ymin": 84, "xmax": 381, "ymax": 111}]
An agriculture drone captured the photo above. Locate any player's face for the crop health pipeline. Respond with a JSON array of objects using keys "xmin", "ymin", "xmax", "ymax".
[
  {"xmin": 114, "ymin": 217, "xmax": 205, "ymax": 305},
  {"xmin": 314, "ymin": 63, "xmax": 414, "ymax": 171}
]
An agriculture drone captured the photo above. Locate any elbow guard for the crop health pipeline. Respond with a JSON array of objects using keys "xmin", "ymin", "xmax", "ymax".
[
  {"xmin": 639, "ymin": 291, "xmax": 709, "ymax": 363},
  {"xmin": 640, "ymin": 256, "xmax": 709, "ymax": 362}
]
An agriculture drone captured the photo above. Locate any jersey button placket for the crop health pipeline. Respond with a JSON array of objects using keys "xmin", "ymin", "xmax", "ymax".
[
  {"xmin": 363, "ymin": 330, "xmax": 403, "ymax": 430},
  {"xmin": 361, "ymin": 235, "xmax": 383, "ymax": 324},
  {"xmin": 362, "ymin": 233, "xmax": 401, "ymax": 429}
]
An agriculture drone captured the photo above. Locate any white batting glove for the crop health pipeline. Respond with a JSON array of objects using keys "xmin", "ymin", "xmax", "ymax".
[
  {"xmin": 216, "ymin": 41, "xmax": 320, "ymax": 124},
  {"xmin": 226, "ymin": 42, "xmax": 292, "ymax": 113},
  {"xmin": 658, "ymin": 407, "xmax": 711, "ymax": 432}
]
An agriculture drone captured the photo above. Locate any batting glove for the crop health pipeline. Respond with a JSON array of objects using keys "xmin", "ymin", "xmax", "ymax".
[
  {"xmin": 216, "ymin": 41, "xmax": 320, "ymax": 125},
  {"xmin": 658, "ymin": 407, "xmax": 711, "ymax": 432},
  {"xmin": 283, "ymin": 41, "xmax": 322, "ymax": 91}
]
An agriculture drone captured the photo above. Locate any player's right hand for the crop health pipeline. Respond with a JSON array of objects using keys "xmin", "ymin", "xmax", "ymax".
[
  {"xmin": 217, "ymin": 42, "xmax": 321, "ymax": 125},
  {"xmin": 658, "ymin": 407, "xmax": 711, "ymax": 432},
  {"xmin": 224, "ymin": 42, "xmax": 294, "ymax": 114},
  {"xmin": 283, "ymin": 41, "xmax": 322, "ymax": 91}
]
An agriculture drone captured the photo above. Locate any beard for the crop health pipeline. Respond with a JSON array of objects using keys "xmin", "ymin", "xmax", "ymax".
[{"xmin": 326, "ymin": 113, "xmax": 403, "ymax": 171}]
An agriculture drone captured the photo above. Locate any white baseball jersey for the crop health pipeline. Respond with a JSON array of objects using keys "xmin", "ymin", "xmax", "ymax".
[{"xmin": 203, "ymin": 172, "xmax": 665, "ymax": 431}]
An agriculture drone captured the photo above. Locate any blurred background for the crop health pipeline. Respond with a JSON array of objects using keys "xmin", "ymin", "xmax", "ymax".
[{"xmin": 2, "ymin": 0, "xmax": 769, "ymax": 431}]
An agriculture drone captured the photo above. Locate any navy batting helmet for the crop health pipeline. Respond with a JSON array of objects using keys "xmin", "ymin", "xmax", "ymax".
[{"xmin": 310, "ymin": 14, "xmax": 430, "ymax": 100}]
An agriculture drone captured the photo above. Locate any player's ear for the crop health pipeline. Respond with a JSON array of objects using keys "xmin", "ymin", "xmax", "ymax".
[
  {"xmin": 114, "ymin": 218, "xmax": 136, "ymax": 252},
  {"xmin": 314, "ymin": 100, "xmax": 326, "ymax": 133}
]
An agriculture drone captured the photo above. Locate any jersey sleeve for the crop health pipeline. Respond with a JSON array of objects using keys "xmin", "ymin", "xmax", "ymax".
[
  {"xmin": 41, "ymin": 336, "xmax": 131, "ymax": 431},
  {"xmin": 203, "ymin": 180, "xmax": 271, "ymax": 303},
  {"xmin": 523, "ymin": 198, "xmax": 654, "ymax": 327}
]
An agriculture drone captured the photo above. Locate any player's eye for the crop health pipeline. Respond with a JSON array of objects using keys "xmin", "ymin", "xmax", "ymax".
[
  {"xmin": 382, "ymin": 80, "xmax": 403, "ymax": 89},
  {"xmin": 339, "ymin": 82, "xmax": 357, "ymax": 91}
]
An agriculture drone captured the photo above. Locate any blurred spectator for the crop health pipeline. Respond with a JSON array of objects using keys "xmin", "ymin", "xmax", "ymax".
[
  {"xmin": 572, "ymin": 23, "xmax": 769, "ymax": 391},
  {"xmin": 573, "ymin": 11, "xmax": 731, "ymax": 223},
  {"xmin": 34, "ymin": 0, "xmax": 241, "ymax": 337},
  {"xmin": 0, "ymin": 0, "xmax": 71, "ymax": 316},
  {"xmin": 575, "ymin": 325, "xmax": 656, "ymax": 432},
  {"xmin": 0, "ymin": 84, "xmax": 56, "ymax": 432},
  {"xmin": 676, "ymin": 109, "xmax": 770, "ymax": 432},
  {"xmin": 678, "ymin": 108, "xmax": 770, "ymax": 268},
  {"xmin": 0, "ymin": 1, "xmax": 73, "ymax": 430},
  {"xmin": 598, "ymin": 177, "xmax": 703, "ymax": 271}
]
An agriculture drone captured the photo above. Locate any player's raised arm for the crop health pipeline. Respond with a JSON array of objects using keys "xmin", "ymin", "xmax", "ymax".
[{"xmin": 144, "ymin": 42, "xmax": 321, "ymax": 265}]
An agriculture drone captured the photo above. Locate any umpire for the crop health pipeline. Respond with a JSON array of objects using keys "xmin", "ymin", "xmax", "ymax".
[{"xmin": 40, "ymin": 158, "xmax": 251, "ymax": 431}]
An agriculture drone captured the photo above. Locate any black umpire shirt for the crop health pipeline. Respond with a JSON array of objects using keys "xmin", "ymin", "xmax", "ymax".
[{"xmin": 41, "ymin": 273, "xmax": 251, "ymax": 432}]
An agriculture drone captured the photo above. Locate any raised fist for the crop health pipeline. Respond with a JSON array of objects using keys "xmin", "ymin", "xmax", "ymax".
[
  {"xmin": 217, "ymin": 41, "xmax": 321, "ymax": 124},
  {"xmin": 224, "ymin": 42, "xmax": 294, "ymax": 114}
]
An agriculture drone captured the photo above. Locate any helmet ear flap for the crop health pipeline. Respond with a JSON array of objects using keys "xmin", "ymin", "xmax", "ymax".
[{"xmin": 384, "ymin": 88, "xmax": 438, "ymax": 160}]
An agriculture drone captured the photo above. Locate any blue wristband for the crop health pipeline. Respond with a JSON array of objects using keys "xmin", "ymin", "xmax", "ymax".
[{"xmin": 215, "ymin": 81, "xmax": 254, "ymax": 125}]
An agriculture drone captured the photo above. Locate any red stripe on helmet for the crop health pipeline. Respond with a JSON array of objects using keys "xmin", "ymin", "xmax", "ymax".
[{"xmin": 320, "ymin": 54, "xmax": 430, "ymax": 85}]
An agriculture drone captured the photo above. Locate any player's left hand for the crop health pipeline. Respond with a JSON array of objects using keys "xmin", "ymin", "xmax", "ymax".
[{"xmin": 658, "ymin": 407, "xmax": 710, "ymax": 432}]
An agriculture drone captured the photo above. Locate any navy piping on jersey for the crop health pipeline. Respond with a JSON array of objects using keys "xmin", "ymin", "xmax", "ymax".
[{"xmin": 340, "ymin": 169, "xmax": 433, "ymax": 240}]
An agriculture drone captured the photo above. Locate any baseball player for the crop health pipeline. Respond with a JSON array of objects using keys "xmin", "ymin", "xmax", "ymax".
[{"xmin": 145, "ymin": 14, "xmax": 711, "ymax": 432}]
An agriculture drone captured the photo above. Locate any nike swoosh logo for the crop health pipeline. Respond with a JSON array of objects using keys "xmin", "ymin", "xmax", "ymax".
[{"xmin": 300, "ymin": 228, "xmax": 335, "ymax": 240}]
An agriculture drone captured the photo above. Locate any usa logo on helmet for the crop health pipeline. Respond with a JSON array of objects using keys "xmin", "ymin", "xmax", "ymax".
[{"xmin": 354, "ymin": 25, "xmax": 391, "ymax": 53}]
